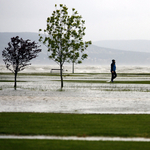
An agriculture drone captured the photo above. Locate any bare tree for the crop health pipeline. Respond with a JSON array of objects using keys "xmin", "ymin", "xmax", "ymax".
[{"xmin": 2, "ymin": 36, "xmax": 41, "ymax": 90}]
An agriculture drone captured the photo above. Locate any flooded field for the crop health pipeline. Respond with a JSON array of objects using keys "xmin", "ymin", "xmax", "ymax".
[{"xmin": 0, "ymin": 65, "xmax": 150, "ymax": 114}]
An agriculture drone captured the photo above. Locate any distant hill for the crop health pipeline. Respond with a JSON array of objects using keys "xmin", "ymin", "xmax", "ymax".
[
  {"xmin": 0, "ymin": 32, "xmax": 54, "ymax": 65},
  {"xmin": 93, "ymin": 40, "xmax": 150, "ymax": 53},
  {"xmin": 1, "ymin": 32, "xmax": 150, "ymax": 65},
  {"xmin": 85, "ymin": 45, "xmax": 150, "ymax": 65}
]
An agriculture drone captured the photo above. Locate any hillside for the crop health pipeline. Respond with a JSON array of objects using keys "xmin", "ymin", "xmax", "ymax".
[
  {"xmin": 0, "ymin": 32, "xmax": 53, "ymax": 65},
  {"xmin": 85, "ymin": 45, "xmax": 150, "ymax": 65},
  {"xmin": 93, "ymin": 40, "xmax": 150, "ymax": 53},
  {"xmin": 1, "ymin": 32, "xmax": 150, "ymax": 65}
]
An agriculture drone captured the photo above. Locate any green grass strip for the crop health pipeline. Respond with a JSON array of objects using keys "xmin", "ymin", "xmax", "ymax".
[
  {"xmin": 0, "ymin": 72, "xmax": 82, "ymax": 77},
  {"xmin": 1, "ymin": 72, "xmax": 150, "ymax": 77},
  {"xmin": 63, "ymin": 80, "xmax": 106, "ymax": 83},
  {"xmin": 0, "ymin": 139, "xmax": 150, "ymax": 150},
  {"xmin": 0, "ymin": 113, "xmax": 150, "ymax": 138},
  {"xmin": 115, "ymin": 81, "xmax": 150, "ymax": 84},
  {"xmin": 64, "ymin": 80, "xmax": 150, "ymax": 84}
]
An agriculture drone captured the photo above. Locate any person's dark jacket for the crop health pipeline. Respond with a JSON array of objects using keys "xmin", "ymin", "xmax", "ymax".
[{"xmin": 111, "ymin": 60, "xmax": 116, "ymax": 72}]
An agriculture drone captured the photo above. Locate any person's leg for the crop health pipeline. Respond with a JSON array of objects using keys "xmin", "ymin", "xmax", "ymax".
[
  {"xmin": 111, "ymin": 72, "xmax": 117, "ymax": 82},
  {"xmin": 114, "ymin": 71, "xmax": 117, "ymax": 79},
  {"xmin": 111, "ymin": 72, "xmax": 114, "ymax": 82}
]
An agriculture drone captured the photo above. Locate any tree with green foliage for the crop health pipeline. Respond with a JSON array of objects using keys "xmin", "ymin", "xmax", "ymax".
[
  {"xmin": 39, "ymin": 4, "xmax": 92, "ymax": 89},
  {"xmin": 2, "ymin": 36, "xmax": 41, "ymax": 90}
]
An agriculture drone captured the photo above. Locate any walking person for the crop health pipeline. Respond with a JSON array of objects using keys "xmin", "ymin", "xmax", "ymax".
[{"xmin": 111, "ymin": 59, "xmax": 117, "ymax": 82}]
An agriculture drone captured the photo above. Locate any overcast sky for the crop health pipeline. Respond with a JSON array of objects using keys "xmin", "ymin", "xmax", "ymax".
[{"xmin": 1, "ymin": 0, "xmax": 150, "ymax": 41}]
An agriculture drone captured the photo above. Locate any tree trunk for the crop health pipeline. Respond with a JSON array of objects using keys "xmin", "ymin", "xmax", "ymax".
[
  {"xmin": 14, "ymin": 71, "xmax": 17, "ymax": 90},
  {"xmin": 60, "ymin": 63, "xmax": 63, "ymax": 89},
  {"xmin": 72, "ymin": 62, "xmax": 74, "ymax": 74}
]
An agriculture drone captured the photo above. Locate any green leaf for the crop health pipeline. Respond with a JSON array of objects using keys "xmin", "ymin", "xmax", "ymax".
[
  {"xmin": 78, "ymin": 60, "xmax": 82, "ymax": 64},
  {"xmin": 38, "ymin": 4, "xmax": 91, "ymax": 70}
]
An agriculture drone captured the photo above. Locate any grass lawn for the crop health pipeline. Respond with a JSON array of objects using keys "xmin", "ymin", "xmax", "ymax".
[
  {"xmin": 1, "ymin": 72, "xmax": 150, "ymax": 77},
  {"xmin": 0, "ymin": 113, "xmax": 150, "ymax": 138},
  {"xmin": 1, "ymin": 139, "xmax": 150, "ymax": 150},
  {"xmin": 1, "ymin": 72, "xmax": 150, "ymax": 149},
  {"xmin": 1, "ymin": 72, "xmax": 150, "ymax": 85},
  {"xmin": 63, "ymin": 80, "xmax": 150, "ymax": 84},
  {"xmin": 0, "ymin": 72, "xmax": 82, "ymax": 77}
]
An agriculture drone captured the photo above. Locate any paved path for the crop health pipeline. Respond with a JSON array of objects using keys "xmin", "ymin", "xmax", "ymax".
[{"xmin": 0, "ymin": 135, "xmax": 150, "ymax": 142}]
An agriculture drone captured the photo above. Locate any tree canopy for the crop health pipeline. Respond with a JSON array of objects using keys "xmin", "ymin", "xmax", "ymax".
[
  {"xmin": 2, "ymin": 36, "xmax": 41, "ymax": 89},
  {"xmin": 39, "ymin": 4, "xmax": 92, "ymax": 89}
]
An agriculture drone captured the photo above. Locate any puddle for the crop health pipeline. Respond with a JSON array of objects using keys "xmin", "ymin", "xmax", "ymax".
[
  {"xmin": 0, "ymin": 68, "xmax": 150, "ymax": 114},
  {"xmin": 0, "ymin": 135, "xmax": 150, "ymax": 142}
]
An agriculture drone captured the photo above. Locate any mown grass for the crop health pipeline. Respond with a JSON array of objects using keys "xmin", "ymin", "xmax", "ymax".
[
  {"xmin": 1, "ymin": 139, "xmax": 150, "ymax": 150},
  {"xmin": 63, "ymin": 80, "xmax": 150, "ymax": 84},
  {"xmin": 103, "ymin": 88, "xmax": 150, "ymax": 92},
  {"xmin": 63, "ymin": 80, "xmax": 107, "ymax": 84},
  {"xmin": 0, "ymin": 72, "xmax": 83, "ymax": 77},
  {"xmin": 1, "ymin": 78, "xmax": 150, "ymax": 84},
  {"xmin": 118, "ymin": 73, "xmax": 150, "ymax": 77},
  {"xmin": 0, "ymin": 72, "xmax": 60, "ymax": 76},
  {"xmin": 0, "ymin": 113, "xmax": 150, "ymax": 138},
  {"xmin": 1, "ymin": 72, "xmax": 150, "ymax": 77}
]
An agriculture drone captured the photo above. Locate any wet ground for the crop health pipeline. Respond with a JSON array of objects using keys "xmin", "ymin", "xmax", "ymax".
[
  {"xmin": 0, "ymin": 73, "xmax": 150, "ymax": 114},
  {"xmin": 1, "ymin": 135, "xmax": 150, "ymax": 142}
]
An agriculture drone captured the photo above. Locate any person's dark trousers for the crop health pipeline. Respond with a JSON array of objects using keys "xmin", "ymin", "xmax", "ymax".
[{"xmin": 111, "ymin": 71, "xmax": 117, "ymax": 82}]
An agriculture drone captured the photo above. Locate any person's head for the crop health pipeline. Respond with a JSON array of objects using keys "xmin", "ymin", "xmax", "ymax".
[{"xmin": 112, "ymin": 59, "xmax": 115, "ymax": 63}]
